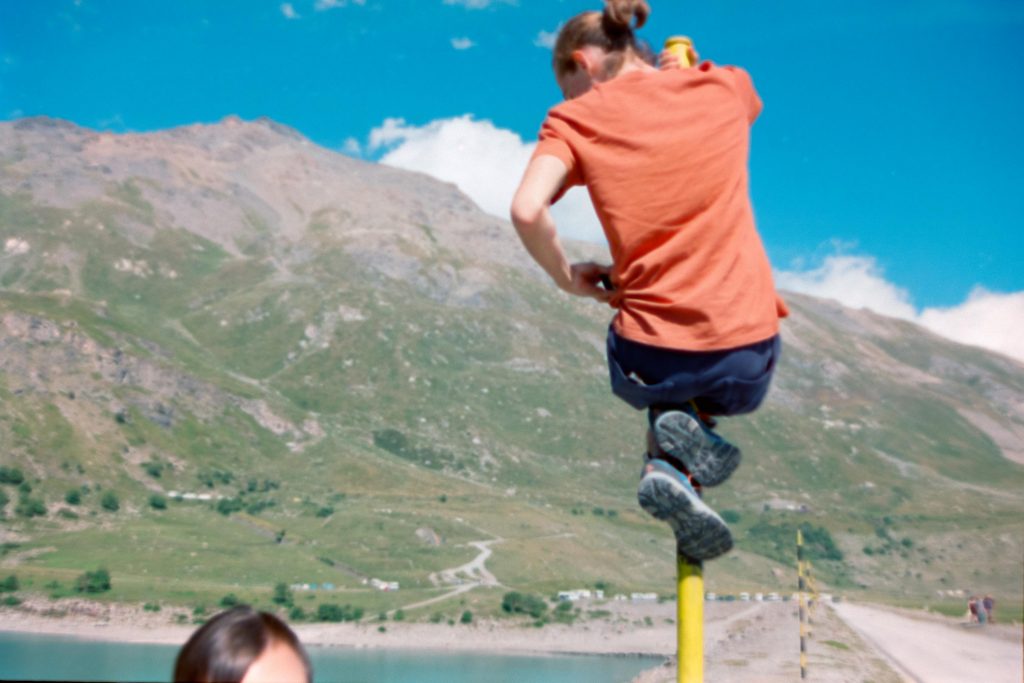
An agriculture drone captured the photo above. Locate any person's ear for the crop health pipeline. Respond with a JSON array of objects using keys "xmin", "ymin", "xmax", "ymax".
[{"xmin": 572, "ymin": 49, "xmax": 599, "ymax": 77}]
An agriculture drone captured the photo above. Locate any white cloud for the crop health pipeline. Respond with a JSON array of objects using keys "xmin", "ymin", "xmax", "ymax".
[
  {"xmin": 280, "ymin": 3, "xmax": 300, "ymax": 19},
  {"xmin": 534, "ymin": 29, "xmax": 558, "ymax": 49},
  {"xmin": 918, "ymin": 289, "xmax": 1024, "ymax": 364},
  {"xmin": 775, "ymin": 255, "xmax": 917, "ymax": 321},
  {"xmin": 314, "ymin": 0, "xmax": 365, "ymax": 10},
  {"xmin": 366, "ymin": 115, "xmax": 601, "ymax": 242},
  {"xmin": 451, "ymin": 37, "xmax": 476, "ymax": 50},
  {"xmin": 341, "ymin": 137, "xmax": 362, "ymax": 157},
  {"xmin": 776, "ymin": 254, "xmax": 1024, "ymax": 363},
  {"xmin": 443, "ymin": 0, "xmax": 515, "ymax": 8}
]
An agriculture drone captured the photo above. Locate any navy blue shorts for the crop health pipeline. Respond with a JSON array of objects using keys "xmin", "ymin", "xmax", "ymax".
[{"xmin": 606, "ymin": 327, "xmax": 781, "ymax": 415}]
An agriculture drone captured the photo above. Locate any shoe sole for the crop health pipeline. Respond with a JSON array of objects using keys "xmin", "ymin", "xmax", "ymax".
[
  {"xmin": 653, "ymin": 411, "xmax": 741, "ymax": 487},
  {"xmin": 637, "ymin": 470, "xmax": 733, "ymax": 562}
]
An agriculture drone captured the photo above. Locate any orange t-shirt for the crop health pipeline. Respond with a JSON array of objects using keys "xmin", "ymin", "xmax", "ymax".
[{"xmin": 533, "ymin": 62, "xmax": 788, "ymax": 351}]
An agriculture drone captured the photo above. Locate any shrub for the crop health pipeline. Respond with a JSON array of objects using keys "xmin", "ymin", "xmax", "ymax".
[
  {"xmin": 18, "ymin": 481, "xmax": 31, "ymax": 495},
  {"xmin": 502, "ymin": 592, "xmax": 548, "ymax": 619},
  {"xmin": 746, "ymin": 520, "xmax": 843, "ymax": 563},
  {"xmin": 553, "ymin": 601, "xmax": 576, "ymax": 624},
  {"xmin": 16, "ymin": 497, "xmax": 47, "ymax": 518},
  {"xmin": 220, "ymin": 593, "xmax": 240, "ymax": 608},
  {"xmin": 100, "ymin": 492, "xmax": 120, "ymax": 512},
  {"xmin": 316, "ymin": 603, "xmax": 363, "ymax": 622},
  {"xmin": 0, "ymin": 575, "xmax": 19, "ymax": 592},
  {"xmin": 0, "ymin": 489, "xmax": 9, "ymax": 515},
  {"xmin": 65, "ymin": 490, "xmax": 82, "ymax": 505},
  {"xmin": 197, "ymin": 469, "xmax": 234, "ymax": 489},
  {"xmin": 460, "ymin": 610, "xmax": 473, "ymax": 624},
  {"xmin": 393, "ymin": 609, "xmax": 405, "ymax": 621},
  {"xmin": 75, "ymin": 568, "xmax": 111, "ymax": 594},
  {"xmin": 289, "ymin": 606, "xmax": 306, "ymax": 622},
  {"xmin": 216, "ymin": 498, "xmax": 243, "ymax": 516},
  {"xmin": 315, "ymin": 506, "xmax": 334, "ymax": 518},
  {"xmin": 272, "ymin": 582, "xmax": 292, "ymax": 606},
  {"xmin": 0, "ymin": 467, "xmax": 25, "ymax": 485},
  {"xmin": 143, "ymin": 462, "xmax": 164, "ymax": 479},
  {"xmin": 143, "ymin": 602, "xmax": 161, "ymax": 612},
  {"xmin": 149, "ymin": 495, "xmax": 167, "ymax": 510},
  {"xmin": 245, "ymin": 499, "xmax": 275, "ymax": 515},
  {"xmin": 57, "ymin": 508, "xmax": 79, "ymax": 520},
  {"xmin": 429, "ymin": 612, "xmax": 444, "ymax": 624},
  {"xmin": 2, "ymin": 595, "xmax": 21, "ymax": 606}
]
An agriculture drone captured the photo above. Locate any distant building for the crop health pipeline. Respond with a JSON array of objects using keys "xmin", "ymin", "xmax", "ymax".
[
  {"xmin": 557, "ymin": 589, "xmax": 602, "ymax": 602},
  {"xmin": 369, "ymin": 578, "xmax": 399, "ymax": 591}
]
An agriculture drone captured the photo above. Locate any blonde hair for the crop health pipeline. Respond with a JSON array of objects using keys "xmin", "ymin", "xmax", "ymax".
[{"xmin": 552, "ymin": 0, "xmax": 651, "ymax": 79}]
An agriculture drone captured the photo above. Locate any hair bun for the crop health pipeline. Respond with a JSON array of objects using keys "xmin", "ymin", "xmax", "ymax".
[{"xmin": 603, "ymin": 0, "xmax": 649, "ymax": 30}]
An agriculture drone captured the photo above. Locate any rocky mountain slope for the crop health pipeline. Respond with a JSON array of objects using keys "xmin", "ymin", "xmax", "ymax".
[{"xmin": 1, "ymin": 117, "xmax": 1021, "ymax": 617}]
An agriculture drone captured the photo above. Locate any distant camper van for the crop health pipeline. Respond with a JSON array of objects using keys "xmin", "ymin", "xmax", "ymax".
[
  {"xmin": 739, "ymin": 592, "xmax": 750, "ymax": 601},
  {"xmin": 705, "ymin": 592, "xmax": 717, "ymax": 601}
]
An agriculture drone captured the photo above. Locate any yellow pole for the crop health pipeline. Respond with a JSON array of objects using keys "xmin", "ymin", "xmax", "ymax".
[{"xmin": 677, "ymin": 556, "xmax": 704, "ymax": 683}]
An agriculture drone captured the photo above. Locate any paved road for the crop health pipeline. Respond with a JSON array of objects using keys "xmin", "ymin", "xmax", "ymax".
[{"xmin": 832, "ymin": 601, "xmax": 1022, "ymax": 683}]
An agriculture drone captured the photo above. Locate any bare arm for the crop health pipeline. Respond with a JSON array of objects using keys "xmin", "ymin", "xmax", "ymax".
[{"xmin": 510, "ymin": 155, "xmax": 611, "ymax": 302}]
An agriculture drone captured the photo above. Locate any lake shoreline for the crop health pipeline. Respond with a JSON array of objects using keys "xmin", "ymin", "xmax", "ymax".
[{"xmin": 0, "ymin": 596, "xmax": 676, "ymax": 660}]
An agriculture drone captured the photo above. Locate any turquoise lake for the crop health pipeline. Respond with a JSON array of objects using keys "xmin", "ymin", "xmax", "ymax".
[{"xmin": 0, "ymin": 632, "xmax": 658, "ymax": 682}]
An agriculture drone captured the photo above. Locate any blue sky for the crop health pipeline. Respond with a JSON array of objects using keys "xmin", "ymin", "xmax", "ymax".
[{"xmin": 2, "ymin": 0, "xmax": 1023, "ymax": 358}]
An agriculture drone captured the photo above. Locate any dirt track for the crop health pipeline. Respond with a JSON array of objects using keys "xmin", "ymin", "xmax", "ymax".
[
  {"xmin": 633, "ymin": 599, "xmax": 1022, "ymax": 683},
  {"xmin": 832, "ymin": 601, "xmax": 1022, "ymax": 683},
  {"xmin": 633, "ymin": 599, "xmax": 902, "ymax": 682}
]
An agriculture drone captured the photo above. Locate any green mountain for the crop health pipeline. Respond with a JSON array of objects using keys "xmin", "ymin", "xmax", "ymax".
[{"xmin": 1, "ymin": 117, "xmax": 1021, "ymax": 619}]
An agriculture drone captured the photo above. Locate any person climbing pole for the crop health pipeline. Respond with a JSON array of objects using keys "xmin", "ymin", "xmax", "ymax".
[{"xmin": 509, "ymin": 0, "xmax": 787, "ymax": 562}]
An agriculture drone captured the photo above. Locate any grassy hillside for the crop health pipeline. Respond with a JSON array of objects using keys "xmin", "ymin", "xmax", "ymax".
[{"xmin": 1, "ymin": 118, "xmax": 1021, "ymax": 625}]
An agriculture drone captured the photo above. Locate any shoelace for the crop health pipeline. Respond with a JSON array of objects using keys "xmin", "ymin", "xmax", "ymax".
[{"xmin": 648, "ymin": 452, "xmax": 703, "ymax": 495}]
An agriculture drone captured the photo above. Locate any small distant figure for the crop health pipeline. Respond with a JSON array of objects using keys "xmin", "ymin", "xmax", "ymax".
[
  {"xmin": 982, "ymin": 594, "xmax": 995, "ymax": 624},
  {"xmin": 174, "ymin": 605, "xmax": 311, "ymax": 683},
  {"xmin": 967, "ymin": 596, "xmax": 979, "ymax": 624}
]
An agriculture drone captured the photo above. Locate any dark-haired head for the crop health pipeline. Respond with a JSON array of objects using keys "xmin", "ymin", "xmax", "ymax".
[{"xmin": 174, "ymin": 606, "xmax": 312, "ymax": 683}]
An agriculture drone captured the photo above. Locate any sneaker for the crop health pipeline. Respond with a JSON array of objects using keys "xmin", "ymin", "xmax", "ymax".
[
  {"xmin": 651, "ymin": 407, "xmax": 741, "ymax": 487},
  {"xmin": 637, "ymin": 457, "xmax": 733, "ymax": 562}
]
